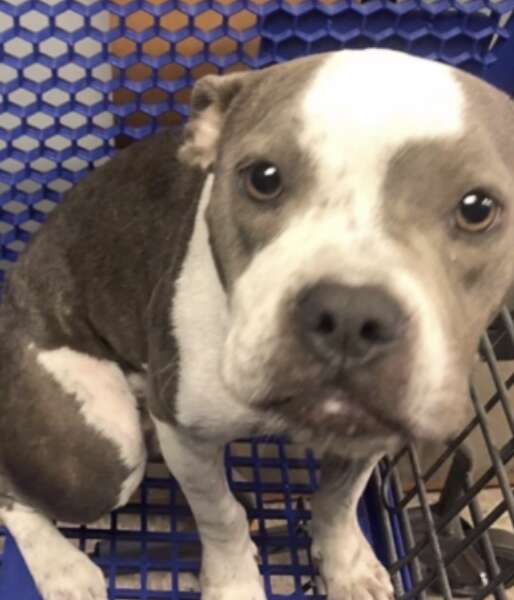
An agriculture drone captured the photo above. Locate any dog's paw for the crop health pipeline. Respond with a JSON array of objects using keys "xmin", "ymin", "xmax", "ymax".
[
  {"xmin": 313, "ymin": 525, "xmax": 394, "ymax": 600},
  {"xmin": 201, "ymin": 541, "xmax": 265, "ymax": 600},
  {"xmin": 34, "ymin": 550, "xmax": 107, "ymax": 600},
  {"xmin": 322, "ymin": 557, "xmax": 394, "ymax": 600}
]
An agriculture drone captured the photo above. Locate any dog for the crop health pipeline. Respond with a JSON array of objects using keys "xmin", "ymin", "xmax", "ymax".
[{"xmin": 0, "ymin": 48, "xmax": 513, "ymax": 600}]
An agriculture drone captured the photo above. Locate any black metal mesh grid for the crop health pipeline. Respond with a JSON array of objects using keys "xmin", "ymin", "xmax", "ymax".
[{"xmin": 382, "ymin": 307, "xmax": 514, "ymax": 599}]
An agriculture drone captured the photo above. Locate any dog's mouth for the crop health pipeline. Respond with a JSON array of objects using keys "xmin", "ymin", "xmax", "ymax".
[{"xmin": 258, "ymin": 388, "xmax": 407, "ymax": 439}]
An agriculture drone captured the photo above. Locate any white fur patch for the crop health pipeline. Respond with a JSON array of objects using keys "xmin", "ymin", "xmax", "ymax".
[
  {"xmin": 1, "ymin": 504, "xmax": 107, "ymax": 600},
  {"xmin": 301, "ymin": 49, "xmax": 464, "ymax": 223},
  {"xmin": 35, "ymin": 346, "xmax": 146, "ymax": 506},
  {"xmin": 172, "ymin": 175, "xmax": 261, "ymax": 438}
]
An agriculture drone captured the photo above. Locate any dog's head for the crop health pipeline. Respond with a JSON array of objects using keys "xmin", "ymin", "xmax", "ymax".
[{"xmin": 180, "ymin": 49, "xmax": 514, "ymax": 445}]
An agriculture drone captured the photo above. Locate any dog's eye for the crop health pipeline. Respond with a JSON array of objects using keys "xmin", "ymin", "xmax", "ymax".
[
  {"xmin": 455, "ymin": 191, "xmax": 500, "ymax": 233},
  {"xmin": 244, "ymin": 162, "xmax": 282, "ymax": 202}
]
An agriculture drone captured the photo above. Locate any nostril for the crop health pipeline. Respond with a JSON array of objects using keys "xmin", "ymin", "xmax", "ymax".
[
  {"xmin": 360, "ymin": 319, "xmax": 381, "ymax": 341},
  {"xmin": 316, "ymin": 311, "xmax": 336, "ymax": 335},
  {"xmin": 360, "ymin": 319, "xmax": 391, "ymax": 344}
]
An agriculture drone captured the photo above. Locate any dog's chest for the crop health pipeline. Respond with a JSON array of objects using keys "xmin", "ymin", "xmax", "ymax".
[{"xmin": 147, "ymin": 176, "xmax": 262, "ymax": 438}]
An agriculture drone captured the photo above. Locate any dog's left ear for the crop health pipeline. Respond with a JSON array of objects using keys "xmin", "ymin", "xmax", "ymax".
[{"xmin": 179, "ymin": 72, "xmax": 245, "ymax": 171}]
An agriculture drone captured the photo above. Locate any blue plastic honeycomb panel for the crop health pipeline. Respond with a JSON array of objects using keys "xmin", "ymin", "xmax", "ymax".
[{"xmin": 0, "ymin": 439, "xmax": 401, "ymax": 599}]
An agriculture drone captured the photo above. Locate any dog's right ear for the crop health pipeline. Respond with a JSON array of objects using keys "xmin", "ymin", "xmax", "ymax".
[{"xmin": 179, "ymin": 73, "xmax": 245, "ymax": 171}]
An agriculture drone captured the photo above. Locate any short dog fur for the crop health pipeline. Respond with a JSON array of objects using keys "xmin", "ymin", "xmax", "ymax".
[{"xmin": 0, "ymin": 49, "xmax": 513, "ymax": 600}]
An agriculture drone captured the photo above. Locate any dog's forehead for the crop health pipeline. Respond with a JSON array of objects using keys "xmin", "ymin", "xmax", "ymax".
[{"xmin": 298, "ymin": 49, "xmax": 465, "ymax": 180}]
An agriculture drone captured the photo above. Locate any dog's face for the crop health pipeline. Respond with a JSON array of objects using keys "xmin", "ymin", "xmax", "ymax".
[{"xmin": 180, "ymin": 49, "xmax": 514, "ymax": 444}]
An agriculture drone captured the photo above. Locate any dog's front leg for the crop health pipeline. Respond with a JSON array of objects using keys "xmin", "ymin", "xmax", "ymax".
[
  {"xmin": 311, "ymin": 453, "xmax": 394, "ymax": 600},
  {"xmin": 154, "ymin": 419, "xmax": 265, "ymax": 600}
]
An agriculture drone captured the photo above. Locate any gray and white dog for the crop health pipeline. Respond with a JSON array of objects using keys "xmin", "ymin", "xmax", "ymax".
[{"xmin": 0, "ymin": 48, "xmax": 513, "ymax": 600}]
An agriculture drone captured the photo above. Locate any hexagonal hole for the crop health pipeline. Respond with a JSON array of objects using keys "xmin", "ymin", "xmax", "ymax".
[
  {"xmin": 74, "ymin": 37, "xmax": 103, "ymax": 58},
  {"xmin": 176, "ymin": 37, "xmax": 203, "ymax": 56},
  {"xmin": 92, "ymin": 111, "xmax": 113, "ymax": 128},
  {"xmin": 16, "ymin": 179, "xmax": 40, "ymax": 194},
  {"xmin": 0, "ymin": 114, "xmax": 22, "ymax": 131},
  {"xmin": 158, "ymin": 63, "xmax": 186, "ymax": 81},
  {"xmin": 365, "ymin": 10, "xmax": 397, "ymax": 35},
  {"xmin": 142, "ymin": 37, "xmax": 171, "ymax": 56},
  {"xmin": 311, "ymin": 36, "xmax": 341, "ymax": 54},
  {"xmin": 382, "ymin": 34, "xmax": 408, "ymax": 52},
  {"xmin": 27, "ymin": 112, "xmax": 54, "ymax": 129},
  {"xmin": 0, "ymin": 158, "xmax": 24, "ymax": 174},
  {"xmin": 61, "ymin": 157, "xmax": 88, "ymax": 172},
  {"xmin": 75, "ymin": 88, "xmax": 103, "ymax": 106},
  {"xmin": 4, "ymin": 38, "xmax": 33, "ymax": 59},
  {"xmin": 431, "ymin": 14, "xmax": 462, "ymax": 37},
  {"xmin": 126, "ymin": 63, "xmax": 153, "ymax": 81},
  {"xmin": 296, "ymin": 11, "xmax": 328, "ymax": 37},
  {"xmin": 60, "ymin": 111, "xmax": 88, "ymax": 129},
  {"xmin": 46, "ymin": 135, "xmax": 71, "ymax": 151},
  {"xmin": 20, "ymin": 10, "xmax": 49, "ymax": 33},
  {"xmin": 111, "ymin": 38, "xmax": 137, "ymax": 58},
  {"xmin": 31, "ymin": 158, "xmax": 57, "ymax": 173},
  {"xmin": 58, "ymin": 63, "xmax": 86, "ymax": 83},
  {"xmin": 91, "ymin": 11, "xmax": 117, "ymax": 33},
  {"xmin": 2, "ymin": 200, "xmax": 26, "ymax": 215},
  {"xmin": 276, "ymin": 36, "xmax": 308, "ymax": 60},
  {"xmin": 113, "ymin": 87, "xmax": 137, "ymax": 108},
  {"xmin": 56, "ymin": 10, "xmax": 85, "ymax": 33},
  {"xmin": 210, "ymin": 37, "xmax": 237, "ymax": 56},
  {"xmin": 191, "ymin": 63, "xmax": 217, "ymax": 79},
  {"xmin": 124, "ymin": 111, "xmax": 153, "ymax": 129},
  {"xmin": 242, "ymin": 37, "xmax": 260, "ymax": 59},
  {"xmin": 90, "ymin": 64, "xmax": 111, "ymax": 85},
  {"xmin": 229, "ymin": 10, "xmax": 257, "ymax": 32},
  {"xmin": 13, "ymin": 136, "xmax": 39, "ymax": 152},
  {"xmin": 161, "ymin": 10, "xmax": 189, "ymax": 32},
  {"xmin": 330, "ymin": 11, "xmax": 362, "ymax": 37},
  {"xmin": 78, "ymin": 134, "xmax": 103, "ymax": 151},
  {"xmin": 48, "ymin": 178, "xmax": 72, "ymax": 193},
  {"xmin": 43, "ymin": 89, "xmax": 70, "ymax": 107},
  {"xmin": 141, "ymin": 87, "xmax": 168, "ymax": 104},
  {"xmin": 410, "ymin": 34, "xmax": 440, "ymax": 56},
  {"xmin": 6, "ymin": 239, "xmax": 27, "ymax": 254},
  {"xmin": 8, "ymin": 89, "xmax": 37, "ymax": 108},
  {"xmin": 0, "ymin": 14, "xmax": 14, "ymax": 34},
  {"xmin": 39, "ymin": 37, "xmax": 68, "ymax": 59},
  {"xmin": 23, "ymin": 63, "xmax": 52, "ymax": 83},
  {"xmin": 0, "ymin": 65, "xmax": 18, "ymax": 85},
  {"xmin": 33, "ymin": 199, "xmax": 57, "ymax": 213},
  {"xmin": 443, "ymin": 34, "xmax": 473, "ymax": 57},
  {"xmin": 399, "ymin": 12, "xmax": 432, "ymax": 35},
  {"xmin": 174, "ymin": 87, "xmax": 191, "ymax": 105},
  {"xmin": 195, "ymin": 10, "xmax": 223, "ymax": 32},
  {"xmin": 126, "ymin": 10, "xmax": 155, "ymax": 32}
]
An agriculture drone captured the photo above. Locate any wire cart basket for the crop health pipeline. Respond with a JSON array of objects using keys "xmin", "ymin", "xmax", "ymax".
[{"xmin": 0, "ymin": 0, "xmax": 514, "ymax": 597}]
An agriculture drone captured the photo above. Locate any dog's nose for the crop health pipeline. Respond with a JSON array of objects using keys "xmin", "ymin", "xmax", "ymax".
[{"xmin": 295, "ymin": 283, "xmax": 405, "ymax": 365}]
